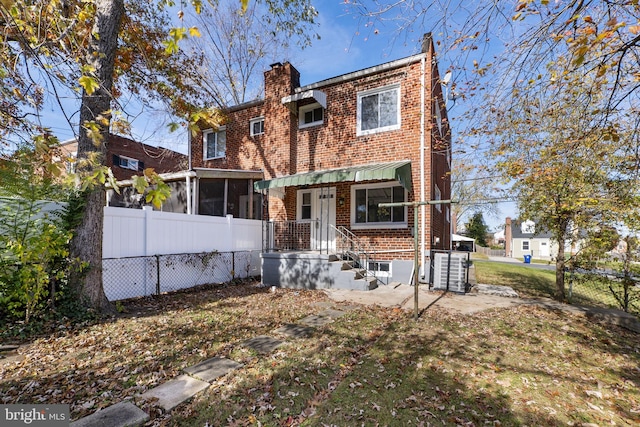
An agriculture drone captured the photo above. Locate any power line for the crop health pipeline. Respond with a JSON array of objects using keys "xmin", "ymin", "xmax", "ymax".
[
  {"xmin": 451, "ymin": 175, "xmax": 505, "ymax": 183},
  {"xmin": 454, "ymin": 198, "xmax": 516, "ymax": 205}
]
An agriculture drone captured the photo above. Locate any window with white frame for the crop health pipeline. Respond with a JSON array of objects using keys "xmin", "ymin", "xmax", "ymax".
[
  {"xmin": 352, "ymin": 183, "xmax": 406, "ymax": 227},
  {"xmin": 203, "ymin": 127, "xmax": 226, "ymax": 159},
  {"xmin": 250, "ymin": 117, "xmax": 264, "ymax": 136},
  {"xmin": 522, "ymin": 241, "xmax": 530, "ymax": 251},
  {"xmin": 297, "ymin": 190, "xmax": 312, "ymax": 220},
  {"xmin": 357, "ymin": 84, "xmax": 401, "ymax": 136},
  {"xmin": 299, "ymin": 103, "xmax": 324, "ymax": 128},
  {"xmin": 113, "ymin": 154, "xmax": 141, "ymax": 171},
  {"xmin": 434, "ymin": 184, "xmax": 442, "ymax": 212},
  {"xmin": 368, "ymin": 261, "xmax": 391, "ymax": 278}
]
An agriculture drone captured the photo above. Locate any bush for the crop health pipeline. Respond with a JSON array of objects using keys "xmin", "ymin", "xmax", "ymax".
[{"xmin": 0, "ymin": 140, "xmax": 89, "ymax": 329}]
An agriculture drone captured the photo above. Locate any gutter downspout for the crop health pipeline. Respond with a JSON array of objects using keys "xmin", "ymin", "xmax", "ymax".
[
  {"xmin": 186, "ymin": 175, "xmax": 192, "ymax": 215},
  {"xmin": 420, "ymin": 55, "xmax": 426, "ymax": 279},
  {"xmin": 187, "ymin": 129, "xmax": 193, "ymax": 215}
]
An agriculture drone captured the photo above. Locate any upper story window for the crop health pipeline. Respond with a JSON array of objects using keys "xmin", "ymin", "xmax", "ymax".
[
  {"xmin": 250, "ymin": 117, "xmax": 264, "ymax": 136},
  {"xmin": 357, "ymin": 84, "xmax": 401, "ymax": 136},
  {"xmin": 299, "ymin": 103, "xmax": 324, "ymax": 128},
  {"xmin": 203, "ymin": 126, "xmax": 226, "ymax": 160},
  {"xmin": 352, "ymin": 183, "xmax": 406, "ymax": 228},
  {"xmin": 113, "ymin": 154, "xmax": 143, "ymax": 171}
]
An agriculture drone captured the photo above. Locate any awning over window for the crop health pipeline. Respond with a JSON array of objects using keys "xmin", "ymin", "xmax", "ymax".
[
  {"xmin": 254, "ymin": 160, "xmax": 412, "ymax": 192},
  {"xmin": 281, "ymin": 90, "xmax": 327, "ymax": 109}
]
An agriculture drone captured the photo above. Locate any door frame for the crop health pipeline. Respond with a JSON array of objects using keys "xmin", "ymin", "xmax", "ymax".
[{"xmin": 297, "ymin": 187, "xmax": 336, "ymax": 252}]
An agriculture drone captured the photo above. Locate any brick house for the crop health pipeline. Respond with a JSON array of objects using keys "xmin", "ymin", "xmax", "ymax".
[
  {"xmin": 187, "ymin": 34, "xmax": 452, "ymax": 289},
  {"xmin": 59, "ymin": 134, "xmax": 188, "ymax": 209},
  {"xmin": 59, "ymin": 134, "xmax": 187, "ymax": 181}
]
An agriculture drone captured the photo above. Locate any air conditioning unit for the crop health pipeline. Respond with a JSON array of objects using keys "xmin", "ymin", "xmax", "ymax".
[{"xmin": 432, "ymin": 252, "xmax": 467, "ymax": 293}]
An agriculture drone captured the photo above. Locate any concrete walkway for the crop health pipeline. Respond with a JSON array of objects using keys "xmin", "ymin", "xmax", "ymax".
[
  {"xmin": 323, "ymin": 282, "xmax": 640, "ymax": 332},
  {"xmin": 71, "ymin": 281, "xmax": 639, "ymax": 427}
]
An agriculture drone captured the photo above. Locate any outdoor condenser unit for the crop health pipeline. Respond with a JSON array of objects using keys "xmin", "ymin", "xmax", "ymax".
[{"xmin": 432, "ymin": 252, "xmax": 467, "ymax": 293}]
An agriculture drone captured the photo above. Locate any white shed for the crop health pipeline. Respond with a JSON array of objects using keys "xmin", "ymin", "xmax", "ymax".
[{"xmin": 452, "ymin": 234, "xmax": 476, "ymax": 252}]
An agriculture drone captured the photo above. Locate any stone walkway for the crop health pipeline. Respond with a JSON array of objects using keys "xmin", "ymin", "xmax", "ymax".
[{"xmin": 70, "ymin": 304, "xmax": 354, "ymax": 427}]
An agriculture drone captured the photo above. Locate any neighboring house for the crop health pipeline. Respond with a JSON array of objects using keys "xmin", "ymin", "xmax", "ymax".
[
  {"xmin": 492, "ymin": 228, "xmax": 505, "ymax": 248},
  {"xmin": 505, "ymin": 217, "xmax": 556, "ymax": 260},
  {"xmin": 59, "ymin": 135, "xmax": 188, "ymax": 209},
  {"xmin": 59, "ymin": 134, "xmax": 187, "ymax": 180},
  {"xmin": 186, "ymin": 33, "xmax": 452, "ymax": 287}
]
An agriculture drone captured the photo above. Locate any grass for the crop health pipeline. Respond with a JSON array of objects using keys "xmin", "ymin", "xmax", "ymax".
[
  {"xmin": 474, "ymin": 260, "xmax": 640, "ymax": 315},
  {"xmin": 474, "ymin": 260, "xmax": 557, "ymax": 298},
  {"xmin": 1, "ymin": 279, "xmax": 639, "ymax": 426}
]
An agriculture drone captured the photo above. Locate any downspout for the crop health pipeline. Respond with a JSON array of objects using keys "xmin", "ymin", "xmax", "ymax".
[
  {"xmin": 186, "ymin": 175, "xmax": 192, "ymax": 215},
  {"xmin": 420, "ymin": 55, "xmax": 426, "ymax": 278},
  {"xmin": 187, "ymin": 129, "xmax": 193, "ymax": 215},
  {"xmin": 188, "ymin": 128, "xmax": 192, "ymax": 171}
]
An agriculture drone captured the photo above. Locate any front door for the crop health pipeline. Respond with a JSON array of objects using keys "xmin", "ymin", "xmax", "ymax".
[
  {"xmin": 312, "ymin": 187, "xmax": 336, "ymax": 252},
  {"xmin": 539, "ymin": 240, "xmax": 550, "ymax": 257}
]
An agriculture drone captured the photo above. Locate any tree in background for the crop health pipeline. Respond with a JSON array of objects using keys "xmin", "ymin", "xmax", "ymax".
[
  {"xmin": 465, "ymin": 212, "xmax": 488, "ymax": 247},
  {"xmin": 489, "ymin": 56, "xmax": 639, "ymax": 301},
  {"xmin": 185, "ymin": 0, "xmax": 315, "ymax": 107},
  {"xmin": 0, "ymin": 0, "xmax": 318, "ymax": 312},
  {"xmin": 451, "ymin": 160, "xmax": 500, "ymax": 232}
]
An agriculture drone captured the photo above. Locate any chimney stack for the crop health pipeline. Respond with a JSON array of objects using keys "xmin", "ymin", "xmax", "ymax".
[{"xmin": 505, "ymin": 217, "xmax": 512, "ymax": 257}]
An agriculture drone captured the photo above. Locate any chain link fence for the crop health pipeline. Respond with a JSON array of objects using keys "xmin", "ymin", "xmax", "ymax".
[
  {"xmin": 102, "ymin": 250, "xmax": 261, "ymax": 301},
  {"xmin": 566, "ymin": 268, "xmax": 640, "ymax": 316}
]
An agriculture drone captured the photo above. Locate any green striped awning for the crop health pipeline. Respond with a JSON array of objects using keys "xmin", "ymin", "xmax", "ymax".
[{"xmin": 254, "ymin": 160, "xmax": 412, "ymax": 192}]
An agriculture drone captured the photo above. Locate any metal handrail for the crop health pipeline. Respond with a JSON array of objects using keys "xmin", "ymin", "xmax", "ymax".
[{"xmin": 332, "ymin": 225, "xmax": 384, "ymax": 286}]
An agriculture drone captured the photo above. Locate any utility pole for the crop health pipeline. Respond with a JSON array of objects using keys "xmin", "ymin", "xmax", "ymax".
[{"xmin": 379, "ymin": 199, "xmax": 453, "ymax": 320}]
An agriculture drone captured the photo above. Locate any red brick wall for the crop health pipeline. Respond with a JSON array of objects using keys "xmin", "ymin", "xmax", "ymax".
[
  {"xmin": 191, "ymin": 49, "xmax": 452, "ymax": 259},
  {"xmin": 60, "ymin": 135, "xmax": 188, "ymax": 181},
  {"xmin": 106, "ymin": 135, "xmax": 188, "ymax": 181}
]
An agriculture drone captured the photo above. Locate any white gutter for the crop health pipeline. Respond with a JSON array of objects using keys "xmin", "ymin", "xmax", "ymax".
[{"xmin": 420, "ymin": 55, "xmax": 426, "ymax": 278}]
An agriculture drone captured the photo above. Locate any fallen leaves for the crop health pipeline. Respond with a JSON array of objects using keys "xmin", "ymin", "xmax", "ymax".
[{"xmin": 1, "ymin": 286, "xmax": 639, "ymax": 426}]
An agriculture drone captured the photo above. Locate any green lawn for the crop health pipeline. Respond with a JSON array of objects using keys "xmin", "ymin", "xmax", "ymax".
[
  {"xmin": 474, "ymin": 260, "xmax": 557, "ymax": 298},
  {"xmin": 474, "ymin": 260, "xmax": 639, "ymax": 315}
]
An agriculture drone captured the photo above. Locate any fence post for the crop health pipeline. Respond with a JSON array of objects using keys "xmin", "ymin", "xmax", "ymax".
[
  {"xmin": 143, "ymin": 206, "xmax": 153, "ymax": 256},
  {"xmin": 155, "ymin": 254, "xmax": 160, "ymax": 295},
  {"xmin": 226, "ymin": 214, "xmax": 234, "ymax": 252},
  {"xmin": 232, "ymin": 251, "xmax": 236, "ymax": 279}
]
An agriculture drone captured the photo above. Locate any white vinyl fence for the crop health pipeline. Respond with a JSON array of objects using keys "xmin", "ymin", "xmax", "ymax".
[
  {"xmin": 103, "ymin": 206, "xmax": 263, "ymax": 301},
  {"xmin": 103, "ymin": 206, "xmax": 262, "ymax": 257}
]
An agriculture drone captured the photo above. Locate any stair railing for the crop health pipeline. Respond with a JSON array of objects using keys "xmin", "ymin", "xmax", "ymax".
[{"xmin": 331, "ymin": 225, "xmax": 384, "ymax": 287}]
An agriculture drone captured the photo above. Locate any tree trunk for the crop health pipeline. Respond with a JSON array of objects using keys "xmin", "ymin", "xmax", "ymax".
[
  {"xmin": 69, "ymin": 0, "xmax": 124, "ymax": 313},
  {"xmin": 555, "ymin": 236, "xmax": 566, "ymax": 302}
]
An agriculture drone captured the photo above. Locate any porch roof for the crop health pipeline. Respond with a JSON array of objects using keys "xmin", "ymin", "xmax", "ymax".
[{"xmin": 254, "ymin": 160, "xmax": 412, "ymax": 192}]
